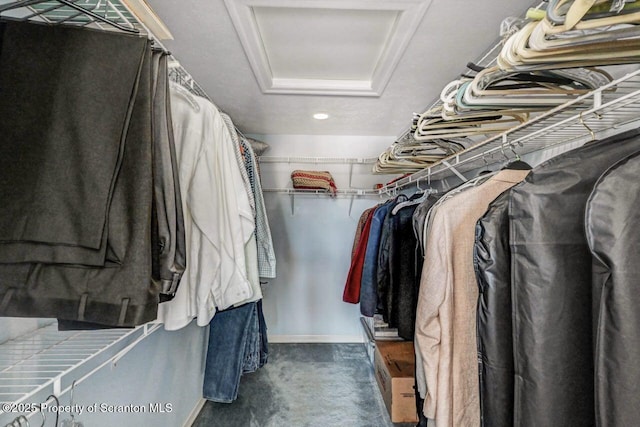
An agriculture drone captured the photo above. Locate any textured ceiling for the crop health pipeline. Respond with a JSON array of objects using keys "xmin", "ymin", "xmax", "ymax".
[{"xmin": 147, "ymin": 0, "xmax": 535, "ymax": 137}]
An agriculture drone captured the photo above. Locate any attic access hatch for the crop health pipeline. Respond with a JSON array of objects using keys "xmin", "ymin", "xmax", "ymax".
[{"xmin": 224, "ymin": 0, "xmax": 433, "ymax": 97}]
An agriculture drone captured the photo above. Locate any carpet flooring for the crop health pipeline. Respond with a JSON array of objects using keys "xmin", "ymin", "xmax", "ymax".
[{"xmin": 192, "ymin": 343, "xmax": 416, "ymax": 427}]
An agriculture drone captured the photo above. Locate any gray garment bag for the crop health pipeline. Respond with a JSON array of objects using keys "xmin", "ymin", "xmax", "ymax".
[
  {"xmin": 586, "ymin": 151, "xmax": 640, "ymax": 427},
  {"xmin": 474, "ymin": 190, "xmax": 514, "ymax": 427},
  {"xmin": 509, "ymin": 127, "xmax": 640, "ymax": 427}
]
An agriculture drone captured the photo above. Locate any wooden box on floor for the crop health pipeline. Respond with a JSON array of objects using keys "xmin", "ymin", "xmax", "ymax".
[{"xmin": 373, "ymin": 341, "xmax": 418, "ymax": 423}]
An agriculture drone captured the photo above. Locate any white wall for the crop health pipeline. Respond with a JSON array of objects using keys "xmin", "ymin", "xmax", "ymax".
[
  {"xmin": 57, "ymin": 322, "xmax": 207, "ymax": 427},
  {"xmin": 0, "ymin": 318, "xmax": 53, "ymax": 344},
  {"xmin": 252, "ymin": 134, "xmax": 398, "ymax": 342}
]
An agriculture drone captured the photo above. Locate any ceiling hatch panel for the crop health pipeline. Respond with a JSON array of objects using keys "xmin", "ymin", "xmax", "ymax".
[{"xmin": 224, "ymin": 0, "xmax": 433, "ymax": 97}]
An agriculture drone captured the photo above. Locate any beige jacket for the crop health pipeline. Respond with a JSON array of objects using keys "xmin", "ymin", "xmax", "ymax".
[{"xmin": 415, "ymin": 169, "xmax": 529, "ymax": 427}]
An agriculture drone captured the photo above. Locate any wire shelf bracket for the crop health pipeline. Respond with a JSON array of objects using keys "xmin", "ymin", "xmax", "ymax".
[
  {"xmin": 0, "ymin": 322, "xmax": 162, "ymax": 424},
  {"xmin": 378, "ymin": 66, "xmax": 640, "ymax": 193}
]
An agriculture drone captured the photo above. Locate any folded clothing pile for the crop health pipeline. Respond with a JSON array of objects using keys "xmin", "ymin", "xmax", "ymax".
[{"xmin": 291, "ymin": 170, "xmax": 338, "ymax": 196}]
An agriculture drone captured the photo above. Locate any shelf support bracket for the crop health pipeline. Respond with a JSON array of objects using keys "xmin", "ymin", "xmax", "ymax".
[
  {"xmin": 593, "ymin": 91, "xmax": 602, "ymax": 110},
  {"xmin": 290, "ymin": 193, "xmax": 295, "ymax": 216},
  {"xmin": 348, "ymin": 195, "xmax": 355, "ymax": 217},
  {"xmin": 441, "ymin": 160, "xmax": 468, "ymax": 182},
  {"xmin": 349, "ymin": 163, "xmax": 354, "ymax": 188}
]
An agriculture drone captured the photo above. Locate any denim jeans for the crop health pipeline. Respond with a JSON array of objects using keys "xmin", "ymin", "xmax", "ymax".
[
  {"xmin": 203, "ymin": 301, "xmax": 268, "ymax": 402},
  {"xmin": 257, "ymin": 300, "xmax": 268, "ymax": 368},
  {"xmin": 243, "ymin": 300, "xmax": 268, "ymax": 372}
]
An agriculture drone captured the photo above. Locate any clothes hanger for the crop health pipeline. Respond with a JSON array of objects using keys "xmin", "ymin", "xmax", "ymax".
[
  {"xmin": 565, "ymin": 0, "xmax": 599, "ymax": 29},
  {"xmin": 548, "ymin": 0, "xmax": 640, "ymax": 27},
  {"xmin": 478, "ymin": 153, "xmax": 493, "ymax": 176},
  {"xmin": 42, "ymin": 395, "xmax": 60, "ymax": 427},
  {"xmin": 501, "ymin": 143, "xmax": 532, "ymax": 170},
  {"xmin": 169, "ymin": 82, "xmax": 200, "ymax": 112},
  {"xmin": 60, "ymin": 381, "xmax": 84, "ymax": 427},
  {"xmin": 498, "ymin": 12, "xmax": 640, "ymax": 71},
  {"xmin": 391, "ymin": 181, "xmax": 434, "ymax": 215},
  {"xmin": 579, "ymin": 111, "xmax": 597, "ymax": 141},
  {"xmin": 4, "ymin": 415, "xmax": 29, "ymax": 427}
]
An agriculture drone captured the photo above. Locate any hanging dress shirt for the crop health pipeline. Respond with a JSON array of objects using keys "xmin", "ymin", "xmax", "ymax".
[
  {"xmin": 222, "ymin": 113, "xmax": 261, "ymax": 306},
  {"xmin": 157, "ymin": 86, "xmax": 255, "ymax": 330},
  {"xmin": 240, "ymin": 138, "xmax": 276, "ymax": 279},
  {"xmin": 415, "ymin": 169, "xmax": 529, "ymax": 427}
]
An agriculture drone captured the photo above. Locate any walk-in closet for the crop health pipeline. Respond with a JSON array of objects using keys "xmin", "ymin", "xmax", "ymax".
[{"xmin": 1, "ymin": 0, "xmax": 639, "ymax": 426}]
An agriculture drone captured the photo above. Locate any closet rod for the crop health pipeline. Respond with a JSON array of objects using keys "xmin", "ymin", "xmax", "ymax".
[
  {"xmin": 258, "ymin": 156, "xmax": 377, "ymax": 165},
  {"xmin": 263, "ymin": 188, "xmax": 380, "ymax": 197}
]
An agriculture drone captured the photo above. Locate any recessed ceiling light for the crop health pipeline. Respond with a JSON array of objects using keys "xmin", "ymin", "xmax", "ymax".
[{"xmin": 313, "ymin": 113, "xmax": 329, "ymax": 120}]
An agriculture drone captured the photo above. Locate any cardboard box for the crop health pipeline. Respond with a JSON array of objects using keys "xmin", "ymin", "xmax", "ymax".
[{"xmin": 374, "ymin": 341, "xmax": 418, "ymax": 423}]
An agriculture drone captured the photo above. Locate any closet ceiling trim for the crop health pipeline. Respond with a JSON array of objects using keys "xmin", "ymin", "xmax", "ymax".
[{"xmin": 223, "ymin": 0, "xmax": 433, "ymax": 97}]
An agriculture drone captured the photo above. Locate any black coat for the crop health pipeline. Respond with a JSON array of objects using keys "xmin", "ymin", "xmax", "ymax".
[{"xmin": 474, "ymin": 190, "xmax": 514, "ymax": 427}]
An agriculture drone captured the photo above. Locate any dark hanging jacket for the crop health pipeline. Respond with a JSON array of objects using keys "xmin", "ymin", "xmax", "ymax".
[
  {"xmin": 474, "ymin": 190, "xmax": 514, "ymax": 427},
  {"xmin": 387, "ymin": 202, "xmax": 420, "ymax": 339},
  {"xmin": 508, "ymin": 128, "xmax": 640, "ymax": 427}
]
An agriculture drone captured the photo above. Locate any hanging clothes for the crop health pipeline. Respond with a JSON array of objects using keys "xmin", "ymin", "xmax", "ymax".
[
  {"xmin": 223, "ymin": 113, "xmax": 261, "ymax": 305},
  {"xmin": 151, "ymin": 51, "xmax": 187, "ymax": 301},
  {"xmin": 376, "ymin": 195, "xmax": 409, "ymax": 317},
  {"xmin": 586, "ymin": 150, "xmax": 640, "ymax": 427},
  {"xmin": 223, "ymin": 113, "xmax": 256, "ymax": 216},
  {"xmin": 415, "ymin": 169, "xmax": 529, "ymax": 427},
  {"xmin": 157, "ymin": 85, "xmax": 255, "ymax": 330},
  {"xmin": 203, "ymin": 126, "xmax": 271, "ymax": 404},
  {"xmin": 0, "ymin": 21, "xmax": 157, "ymax": 327},
  {"xmin": 203, "ymin": 299, "xmax": 268, "ymax": 403},
  {"xmin": 351, "ymin": 207, "xmax": 376, "ymax": 259},
  {"xmin": 359, "ymin": 199, "xmax": 395, "ymax": 317},
  {"xmin": 343, "ymin": 207, "xmax": 377, "ymax": 303},
  {"xmin": 508, "ymin": 128, "xmax": 640, "ymax": 427},
  {"xmin": 474, "ymin": 190, "xmax": 515, "ymax": 427},
  {"xmin": 0, "ymin": 21, "xmax": 147, "ymax": 267},
  {"xmin": 385, "ymin": 196, "xmax": 423, "ymax": 340},
  {"xmin": 412, "ymin": 194, "xmax": 442, "ymax": 260},
  {"xmin": 240, "ymin": 137, "xmax": 277, "ymax": 279}
]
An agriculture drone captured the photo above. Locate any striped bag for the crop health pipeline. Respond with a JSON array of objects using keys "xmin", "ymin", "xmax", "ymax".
[{"xmin": 291, "ymin": 170, "xmax": 338, "ymax": 196}]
